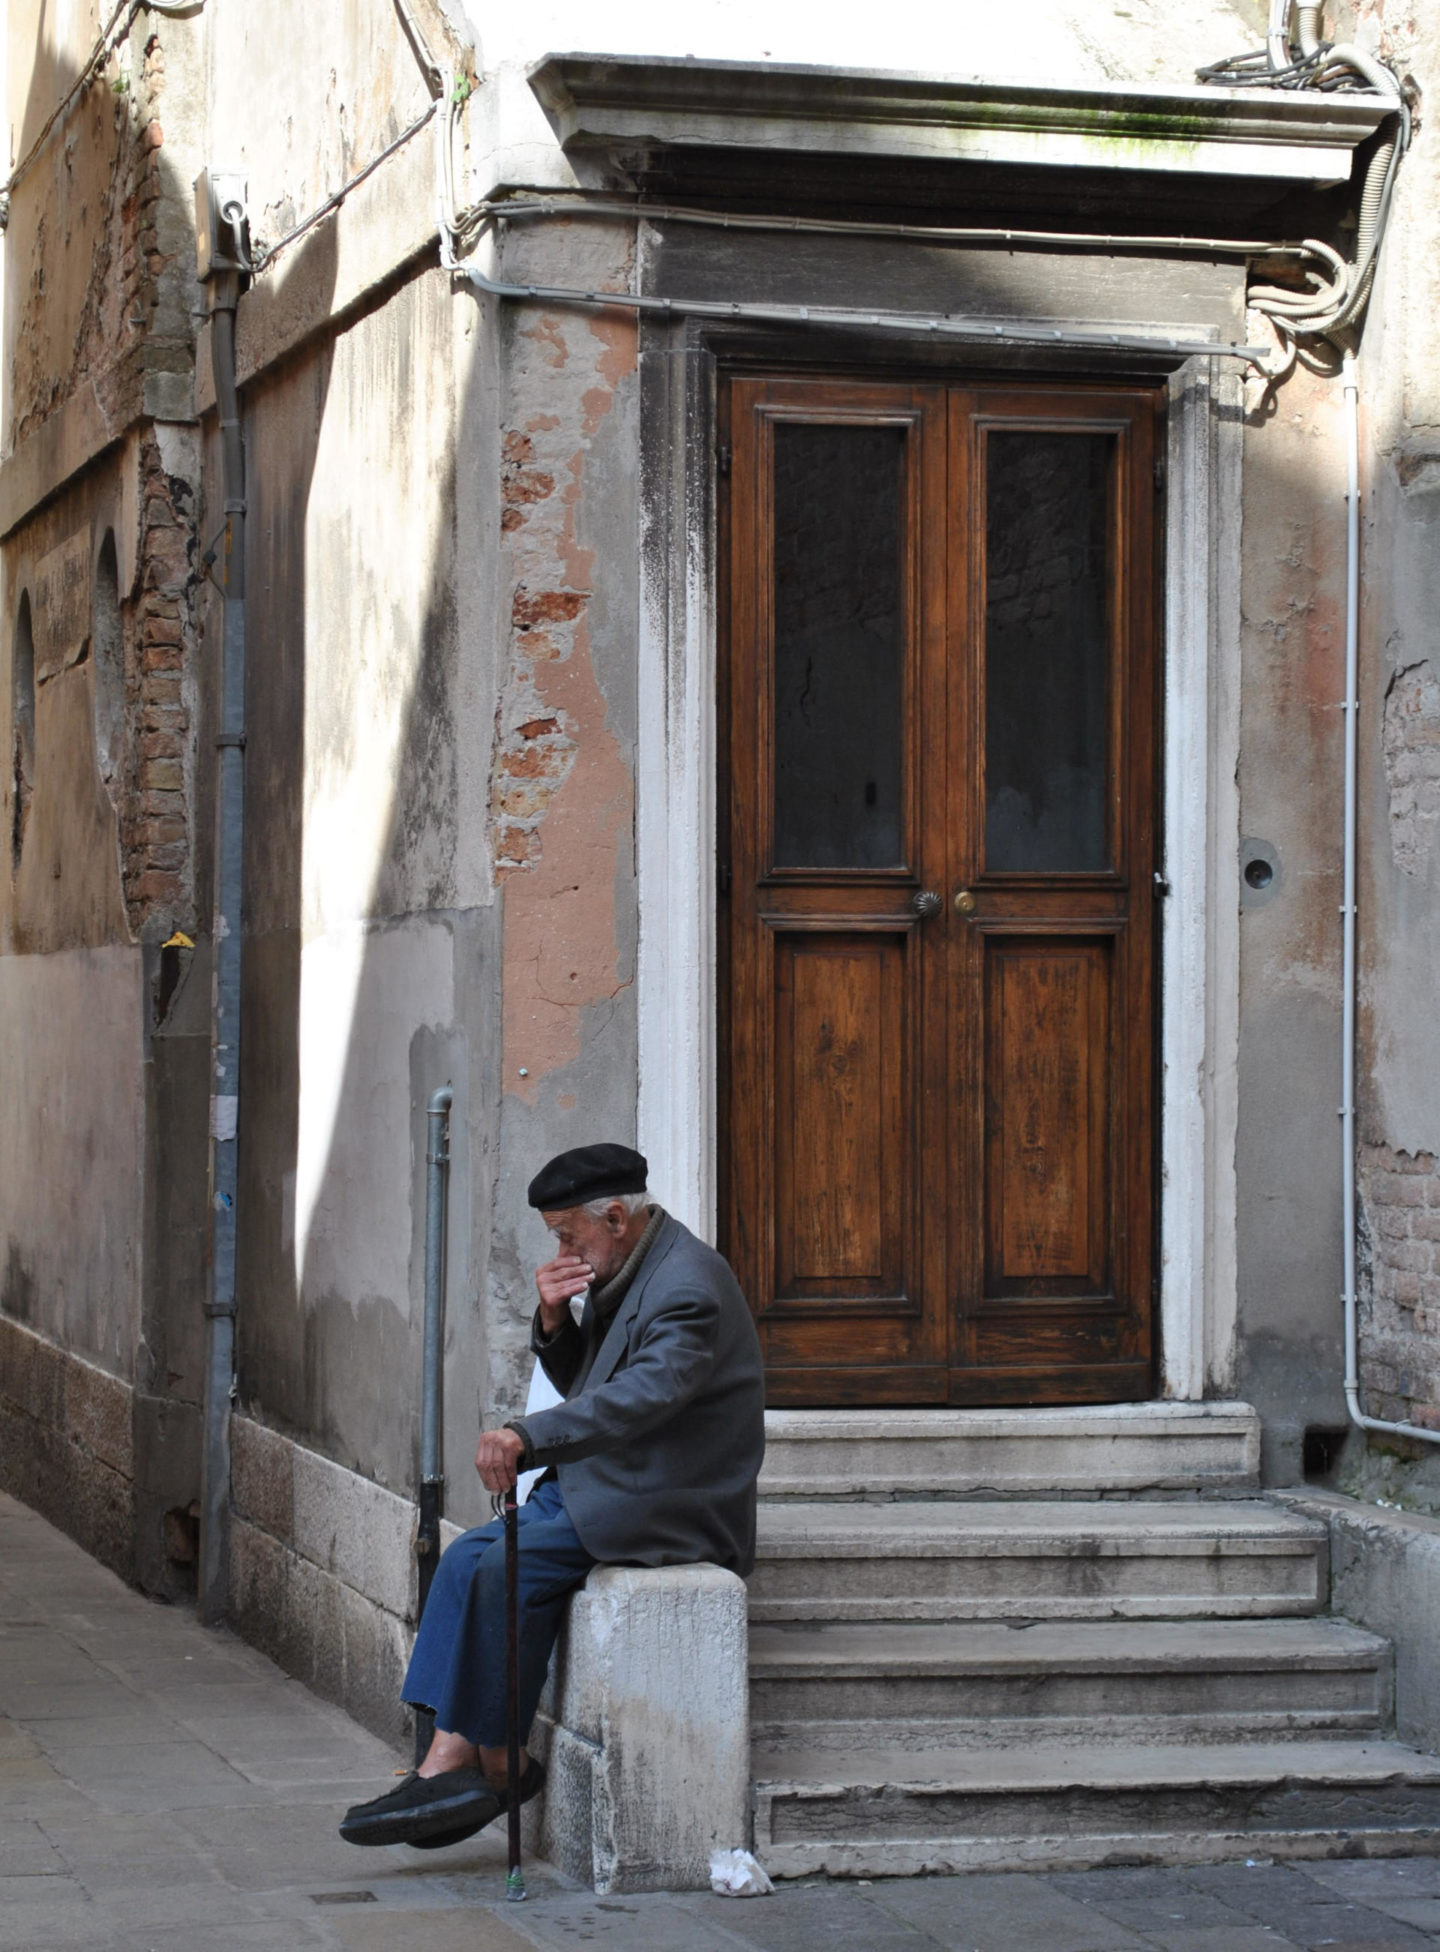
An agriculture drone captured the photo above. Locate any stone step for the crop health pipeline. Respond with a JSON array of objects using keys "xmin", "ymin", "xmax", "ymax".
[
  {"xmin": 749, "ymin": 1618, "xmax": 1391, "ymax": 1750},
  {"xmin": 750, "ymin": 1499, "xmax": 1328, "ymax": 1621},
  {"xmin": 751, "ymin": 1737, "xmax": 1440, "ymax": 1878},
  {"xmin": 759, "ymin": 1402, "xmax": 1260, "ymax": 1500}
]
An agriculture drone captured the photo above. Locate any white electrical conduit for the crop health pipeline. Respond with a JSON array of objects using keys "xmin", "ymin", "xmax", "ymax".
[
  {"xmin": 446, "ymin": 244, "xmax": 1272, "ymax": 366},
  {"xmin": 460, "ymin": 192, "xmax": 1337, "ymax": 268},
  {"xmin": 1339, "ymin": 354, "xmax": 1440, "ymax": 1450},
  {"xmin": 438, "ymin": 180, "xmax": 1303, "ymax": 372}
]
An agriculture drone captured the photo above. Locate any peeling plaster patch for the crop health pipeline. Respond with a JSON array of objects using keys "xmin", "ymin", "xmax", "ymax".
[
  {"xmin": 32, "ymin": 532, "xmax": 93, "ymax": 681},
  {"xmin": 495, "ymin": 309, "xmax": 638, "ymax": 1101},
  {"xmin": 1383, "ymin": 659, "xmax": 1440, "ymax": 874}
]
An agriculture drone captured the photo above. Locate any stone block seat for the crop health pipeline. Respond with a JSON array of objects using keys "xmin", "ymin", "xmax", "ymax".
[{"xmin": 530, "ymin": 1564, "xmax": 750, "ymax": 1893}]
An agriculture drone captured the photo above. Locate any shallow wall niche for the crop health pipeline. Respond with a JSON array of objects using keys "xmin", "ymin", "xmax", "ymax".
[
  {"xmin": 92, "ymin": 531, "xmax": 124, "ymax": 800},
  {"xmin": 10, "ymin": 592, "xmax": 35, "ymax": 874}
]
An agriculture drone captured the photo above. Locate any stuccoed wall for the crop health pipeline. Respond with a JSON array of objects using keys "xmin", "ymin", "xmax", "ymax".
[
  {"xmin": 0, "ymin": 3, "xmax": 212, "ymax": 1590},
  {"xmin": 228, "ymin": 258, "xmax": 506, "ymax": 1518},
  {"xmin": 1234, "ymin": 361, "xmax": 1351, "ymax": 1483},
  {"xmin": 1344, "ymin": 0, "xmax": 1440, "ymax": 1506}
]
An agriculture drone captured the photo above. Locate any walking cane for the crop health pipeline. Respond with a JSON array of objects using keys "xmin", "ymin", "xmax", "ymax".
[{"xmin": 504, "ymin": 1479, "xmax": 526, "ymax": 1903}]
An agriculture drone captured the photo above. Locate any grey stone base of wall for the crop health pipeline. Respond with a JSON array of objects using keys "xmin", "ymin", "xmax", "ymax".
[
  {"xmin": 0, "ymin": 1315, "xmax": 204, "ymax": 1601},
  {"xmin": 0, "ymin": 1315, "xmax": 138, "ymax": 1581},
  {"xmin": 1277, "ymin": 1487, "xmax": 1440, "ymax": 1752},
  {"xmin": 1334, "ymin": 1424, "xmax": 1440, "ymax": 1521},
  {"xmin": 229, "ymin": 1415, "xmax": 419, "ymax": 1748}
]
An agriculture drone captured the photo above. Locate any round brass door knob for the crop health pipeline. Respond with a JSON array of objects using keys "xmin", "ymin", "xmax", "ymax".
[
  {"xmin": 912, "ymin": 890, "xmax": 942, "ymax": 918},
  {"xmin": 954, "ymin": 889, "xmax": 976, "ymax": 914}
]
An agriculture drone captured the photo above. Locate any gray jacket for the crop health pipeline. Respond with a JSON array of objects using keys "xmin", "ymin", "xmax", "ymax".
[{"xmin": 512, "ymin": 1213, "xmax": 765, "ymax": 1574}]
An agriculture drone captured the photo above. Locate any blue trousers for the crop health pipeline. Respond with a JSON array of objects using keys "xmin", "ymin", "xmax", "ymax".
[{"xmin": 401, "ymin": 1477, "xmax": 596, "ymax": 1748}]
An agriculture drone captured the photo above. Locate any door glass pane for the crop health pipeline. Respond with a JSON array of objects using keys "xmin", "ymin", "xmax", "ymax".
[
  {"xmin": 773, "ymin": 423, "xmax": 905, "ymax": 868},
  {"xmin": 985, "ymin": 431, "xmax": 1112, "ymax": 873}
]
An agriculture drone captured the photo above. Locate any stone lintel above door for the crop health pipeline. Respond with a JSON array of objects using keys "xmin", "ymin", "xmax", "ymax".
[{"xmin": 528, "ymin": 52, "xmax": 1390, "ymax": 189}]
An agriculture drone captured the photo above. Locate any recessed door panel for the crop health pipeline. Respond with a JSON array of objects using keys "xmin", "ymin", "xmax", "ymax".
[
  {"xmin": 773, "ymin": 932, "xmax": 907, "ymax": 1303},
  {"xmin": 722, "ymin": 374, "xmax": 1158, "ymax": 1407},
  {"xmin": 984, "ymin": 936, "xmax": 1111, "ymax": 1291}
]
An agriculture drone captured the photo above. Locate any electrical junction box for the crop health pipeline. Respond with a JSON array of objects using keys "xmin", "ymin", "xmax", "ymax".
[{"xmin": 194, "ymin": 168, "xmax": 249, "ymax": 279}]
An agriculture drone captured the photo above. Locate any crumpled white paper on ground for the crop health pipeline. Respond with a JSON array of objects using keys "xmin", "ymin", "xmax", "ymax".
[{"xmin": 709, "ymin": 1847, "xmax": 774, "ymax": 1897}]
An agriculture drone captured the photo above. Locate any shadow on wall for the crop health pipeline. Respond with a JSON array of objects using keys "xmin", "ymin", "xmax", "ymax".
[
  {"xmin": 0, "ymin": 12, "xmax": 215, "ymax": 1595},
  {"xmin": 219, "ymin": 43, "xmax": 493, "ymax": 1545},
  {"xmin": 231, "ymin": 201, "xmax": 657, "ymax": 1588}
]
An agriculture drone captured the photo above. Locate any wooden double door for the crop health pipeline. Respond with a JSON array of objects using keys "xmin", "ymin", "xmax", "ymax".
[{"xmin": 719, "ymin": 374, "xmax": 1161, "ymax": 1406}]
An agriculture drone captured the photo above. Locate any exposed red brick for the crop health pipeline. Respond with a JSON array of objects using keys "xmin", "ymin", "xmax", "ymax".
[
  {"xmin": 512, "ymin": 588, "xmax": 585, "ymax": 629},
  {"xmin": 501, "ymin": 744, "xmax": 570, "ymax": 779},
  {"xmin": 502, "ymin": 469, "xmax": 555, "ymax": 507}
]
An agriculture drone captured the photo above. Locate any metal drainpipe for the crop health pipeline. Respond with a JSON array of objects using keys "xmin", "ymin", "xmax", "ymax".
[
  {"xmin": 199, "ymin": 268, "xmax": 250, "ymax": 1621},
  {"xmin": 413, "ymin": 1084, "xmax": 453, "ymax": 1759},
  {"xmin": 1338, "ymin": 352, "xmax": 1440, "ymax": 1450}
]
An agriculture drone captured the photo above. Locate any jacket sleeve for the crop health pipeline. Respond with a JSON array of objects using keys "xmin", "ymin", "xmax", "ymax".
[
  {"xmin": 530, "ymin": 1304, "xmax": 587, "ymax": 1396},
  {"xmin": 514, "ymin": 1282, "xmax": 719, "ymax": 1466}
]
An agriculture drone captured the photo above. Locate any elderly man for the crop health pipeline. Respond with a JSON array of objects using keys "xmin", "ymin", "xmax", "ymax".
[{"xmin": 340, "ymin": 1142, "xmax": 765, "ymax": 1848}]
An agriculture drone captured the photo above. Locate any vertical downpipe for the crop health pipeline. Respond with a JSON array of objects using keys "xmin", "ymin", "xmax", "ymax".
[
  {"xmin": 414, "ymin": 1084, "xmax": 452, "ymax": 1758},
  {"xmin": 200, "ymin": 271, "xmax": 247, "ymax": 1624},
  {"xmin": 1340, "ymin": 352, "xmax": 1361, "ymax": 1433}
]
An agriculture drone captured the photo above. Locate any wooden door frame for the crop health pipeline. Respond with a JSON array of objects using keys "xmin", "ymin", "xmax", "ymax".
[{"xmin": 634, "ymin": 322, "xmax": 1242, "ymax": 1402}]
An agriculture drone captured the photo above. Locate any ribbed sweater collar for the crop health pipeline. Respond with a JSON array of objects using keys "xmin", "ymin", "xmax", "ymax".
[{"xmin": 590, "ymin": 1204, "xmax": 666, "ymax": 1327}]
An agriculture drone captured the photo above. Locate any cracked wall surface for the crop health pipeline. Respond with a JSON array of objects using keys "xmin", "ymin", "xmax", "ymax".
[{"xmin": 1345, "ymin": 0, "xmax": 1440, "ymax": 1496}]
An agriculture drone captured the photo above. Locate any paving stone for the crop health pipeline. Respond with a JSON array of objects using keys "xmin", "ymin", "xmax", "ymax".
[
  {"xmin": 1304, "ymin": 1860, "xmax": 1440, "ymax": 1903},
  {"xmin": 175, "ymin": 1801, "xmax": 403, "ymax": 1890},
  {"xmin": 516, "ymin": 1891, "xmax": 780, "ymax": 1949},
  {"xmin": 41, "ymin": 1734, "xmax": 251, "ymax": 1800},
  {"xmin": 1179, "ymin": 1864, "xmax": 1436, "ymax": 1948},
  {"xmin": 667, "ymin": 1883, "xmax": 935, "ymax": 1950},
  {"xmin": 87, "ymin": 1880, "xmax": 268, "ymax": 1932},
  {"xmin": 0, "ymin": 1716, "xmax": 42, "ymax": 1758},
  {"xmin": 0, "ymin": 1817, "xmax": 65, "ymax": 1875},
  {"xmin": 29, "ymin": 1708, "xmax": 172, "ymax": 1750},
  {"xmin": 113, "ymin": 1923, "xmax": 333, "ymax": 1950},
  {"xmin": 327, "ymin": 1907, "xmax": 546, "ymax": 1951},
  {"xmin": 1074, "ymin": 1885, "xmax": 1269, "ymax": 1932},
  {"xmin": 866, "ymin": 1869, "xmax": 1152, "ymax": 1950},
  {"xmin": 0, "ymin": 1875, "xmax": 106, "ymax": 1951},
  {"xmin": 1366, "ymin": 1899, "xmax": 1440, "ymax": 1931},
  {"xmin": 1142, "ymin": 1933, "xmax": 1301, "ymax": 1951},
  {"xmin": 1051, "ymin": 1866, "xmax": 1235, "ymax": 1905},
  {"xmin": 28, "ymin": 1807, "xmax": 219, "ymax": 1884}
]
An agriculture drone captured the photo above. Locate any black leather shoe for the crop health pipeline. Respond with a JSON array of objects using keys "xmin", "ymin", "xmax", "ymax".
[
  {"xmin": 339, "ymin": 1767, "xmax": 502, "ymax": 1847},
  {"xmin": 406, "ymin": 1756, "xmax": 547, "ymax": 1851}
]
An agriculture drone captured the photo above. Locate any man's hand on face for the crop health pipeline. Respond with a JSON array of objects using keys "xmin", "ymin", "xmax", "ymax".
[
  {"xmin": 475, "ymin": 1426, "xmax": 525, "ymax": 1494},
  {"xmin": 535, "ymin": 1252, "xmax": 593, "ymax": 1335}
]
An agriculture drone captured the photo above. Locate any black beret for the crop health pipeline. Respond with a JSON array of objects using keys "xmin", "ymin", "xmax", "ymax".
[{"xmin": 527, "ymin": 1143, "xmax": 648, "ymax": 1211}]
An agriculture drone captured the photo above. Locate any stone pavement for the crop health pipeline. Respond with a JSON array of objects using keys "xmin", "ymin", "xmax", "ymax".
[{"xmin": 3, "ymin": 1491, "xmax": 1440, "ymax": 1952}]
